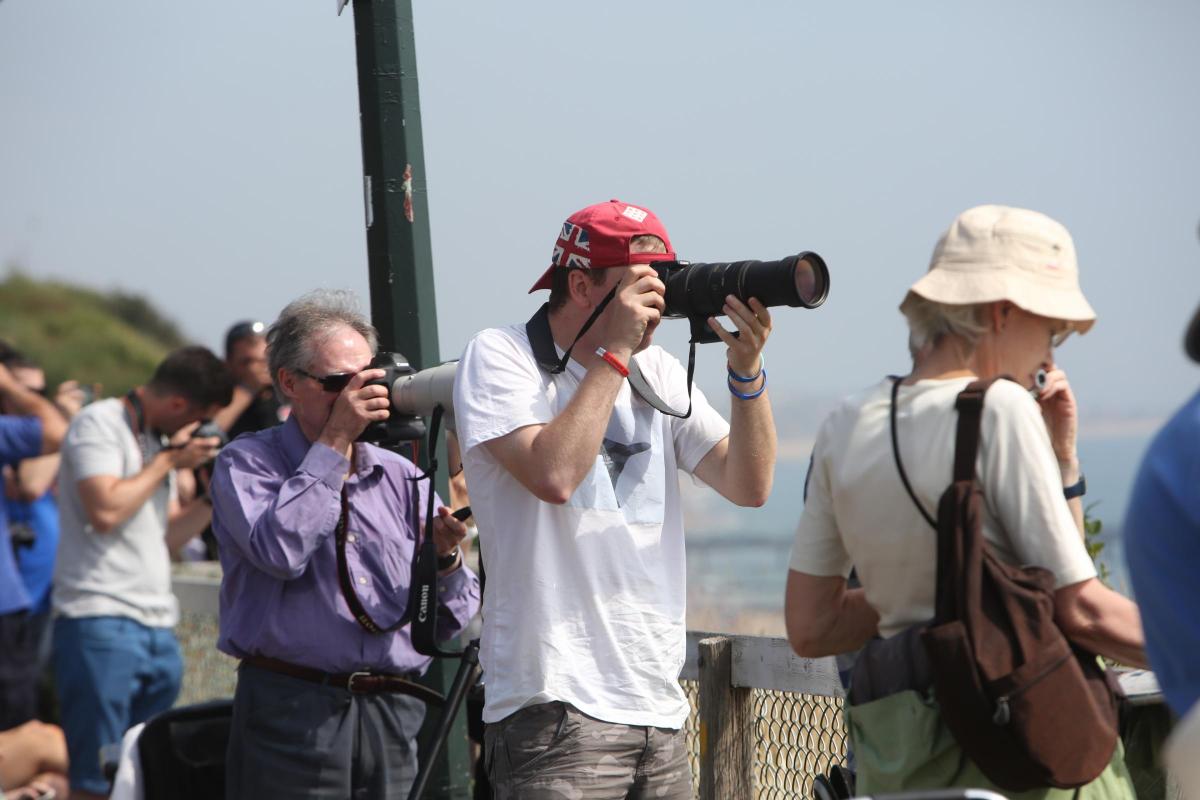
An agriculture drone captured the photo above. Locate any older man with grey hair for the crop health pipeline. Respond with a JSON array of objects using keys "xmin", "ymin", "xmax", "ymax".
[{"xmin": 210, "ymin": 289, "xmax": 480, "ymax": 799}]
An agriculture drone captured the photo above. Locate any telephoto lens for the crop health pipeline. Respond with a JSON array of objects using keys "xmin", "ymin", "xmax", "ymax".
[{"xmin": 655, "ymin": 251, "xmax": 829, "ymax": 320}]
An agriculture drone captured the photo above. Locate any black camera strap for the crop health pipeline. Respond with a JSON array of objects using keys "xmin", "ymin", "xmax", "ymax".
[
  {"xmin": 406, "ymin": 405, "xmax": 463, "ymax": 658},
  {"xmin": 525, "ymin": 299, "xmax": 695, "ymax": 419},
  {"xmin": 398, "ymin": 403, "xmax": 485, "ymax": 800},
  {"xmin": 334, "ymin": 474, "xmax": 414, "ymax": 635}
]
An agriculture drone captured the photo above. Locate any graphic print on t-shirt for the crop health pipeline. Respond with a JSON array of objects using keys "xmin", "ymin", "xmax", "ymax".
[
  {"xmin": 567, "ymin": 402, "xmax": 664, "ymax": 524},
  {"xmin": 600, "ymin": 438, "xmax": 650, "ymax": 504}
]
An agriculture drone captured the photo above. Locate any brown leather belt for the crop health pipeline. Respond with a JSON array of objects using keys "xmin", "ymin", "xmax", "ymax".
[{"xmin": 242, "ymin": 655, "xmax": 445, "ymax": 707}]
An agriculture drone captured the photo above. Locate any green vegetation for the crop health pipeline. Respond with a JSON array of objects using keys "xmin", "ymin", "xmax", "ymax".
[
  {"xmin": 1083, "ymin": 502, "xmax": 1111, "ymax": 585},
  {"xmin": 0, "ymin": 270, "xmax": 188, "ymax": 397}
]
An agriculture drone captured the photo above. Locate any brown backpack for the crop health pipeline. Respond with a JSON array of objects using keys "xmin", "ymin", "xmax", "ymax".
[{"xmin": 892, "ymin": 377, "xmax": 1120, "ymax": 791}]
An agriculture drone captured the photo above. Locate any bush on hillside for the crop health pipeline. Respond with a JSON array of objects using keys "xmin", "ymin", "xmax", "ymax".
[{"xmin": 0, "ymin": 271, "xmax": 185, "ymax": 397}]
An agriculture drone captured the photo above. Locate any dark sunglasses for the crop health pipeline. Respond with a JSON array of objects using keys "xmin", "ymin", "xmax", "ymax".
[{"xmin": 297, "ymin": 369, "xmax": 357, "ymax": 393}]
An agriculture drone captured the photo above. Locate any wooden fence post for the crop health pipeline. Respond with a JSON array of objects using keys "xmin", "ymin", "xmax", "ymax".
[{"xmin": 699, "ymin": 636, "xmax": 755, "ymax": 800}]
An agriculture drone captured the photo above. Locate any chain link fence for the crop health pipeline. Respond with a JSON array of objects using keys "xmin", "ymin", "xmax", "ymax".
[
  {"xmin": 680, "ymin": 679, "xmax": 849, "ymax": 800},
  {"xmin": 175, "ymin": 583, "xmax": 851, "ymax": 800}
]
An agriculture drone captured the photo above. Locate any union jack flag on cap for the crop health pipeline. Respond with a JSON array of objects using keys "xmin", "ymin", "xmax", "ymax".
[{"xmin": 553, "ymin": 222, "xmax": 592, "ymax": 269}]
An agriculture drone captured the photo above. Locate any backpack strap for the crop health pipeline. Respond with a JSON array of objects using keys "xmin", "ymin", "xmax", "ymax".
[{"xmin": 952, "ymin": 380, "xmax": 991, "ymax": 482}]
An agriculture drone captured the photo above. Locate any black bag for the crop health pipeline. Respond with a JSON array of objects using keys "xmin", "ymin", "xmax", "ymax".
[
  {"xmin": 894, "ymin": 378, "xmax": 1119, "ymax": 792},
  {"xmin": 137, "ymin": 700, "xmax": 233, "ymax": 800}
]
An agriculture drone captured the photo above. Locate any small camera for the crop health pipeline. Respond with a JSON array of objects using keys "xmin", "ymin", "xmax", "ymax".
[{"xmin": 192, "ymin": 420, "xmax": 228, "ymax": 448}]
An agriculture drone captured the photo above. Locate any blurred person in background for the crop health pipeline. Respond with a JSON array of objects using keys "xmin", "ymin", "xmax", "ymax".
[
  {"xmin": 178, "ymin": 321, "xmax": 287, "ymax": 561},
  {"xmin": 0, "ymin": 350, "xmax": 67, "ymax": 731},
  {"xmin": 210, "ymin": 290, "xmax": 479, "ymax": 799},
  {"xmin": 785, "ymin": 206, "xmax": 1146, "ymax": 798},
  {"xmin": 211, "ymin": 320, "xmax": 288, "ymax": 440},
  {"xmin": 0, "ymin": 346, "xmax": 87, "ymax": 712},
  {"xmin": 1124, "ymin": 300, "xmax": 1200, "ymax": 783},
  {"xmin": 53, "ymin": 346, "xmax": 232, "ymax": 799},
  {"xmin": 0, "ymin": 345, "xmax": 87, "ymax": 724}
]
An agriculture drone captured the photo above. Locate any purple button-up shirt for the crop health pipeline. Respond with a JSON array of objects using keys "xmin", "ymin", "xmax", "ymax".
[{"xmin": 210, "ymin": 416, "xmax": 479, "ymax": 674}]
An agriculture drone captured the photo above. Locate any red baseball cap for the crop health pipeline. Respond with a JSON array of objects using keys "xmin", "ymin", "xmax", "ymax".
[{"xmin": 528, "ymin": 200, "xmax": 676, "ymax": 293}]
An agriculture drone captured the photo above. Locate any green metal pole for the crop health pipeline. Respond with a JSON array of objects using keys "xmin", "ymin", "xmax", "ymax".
[{"xmin": 350, "ymin": 2, "xmax": 469, "ymax": 797}]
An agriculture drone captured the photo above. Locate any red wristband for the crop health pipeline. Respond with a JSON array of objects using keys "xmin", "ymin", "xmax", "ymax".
[{"xmin": 595, "ymin": 347, "xmax": 629, "ymax": 377}]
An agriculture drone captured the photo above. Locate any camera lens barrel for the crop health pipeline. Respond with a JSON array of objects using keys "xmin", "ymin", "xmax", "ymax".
[{"xmin": 657, "ymin": 251, "xmax": 829, "ymax": 320}]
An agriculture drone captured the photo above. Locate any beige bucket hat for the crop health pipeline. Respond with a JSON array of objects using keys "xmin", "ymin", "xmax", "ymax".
[{"xmin": 906, "ymin": 205, "xmax": 1097, "ymax": 334}]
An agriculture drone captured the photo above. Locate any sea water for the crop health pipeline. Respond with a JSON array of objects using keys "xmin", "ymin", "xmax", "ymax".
[{"xmin": 684, "ymin": 432, "xmax": 1151, "ymax": 626}]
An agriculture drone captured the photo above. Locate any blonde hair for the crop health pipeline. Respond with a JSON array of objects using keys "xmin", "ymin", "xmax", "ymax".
[{"xmin": 899, "ymin": 292, "xmax": 989, "ymax": 360}]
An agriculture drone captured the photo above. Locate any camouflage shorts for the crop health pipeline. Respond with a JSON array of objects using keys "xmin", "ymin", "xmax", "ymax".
[{"xmin": 484, "ymin": 701, "xmax": 693, "ymax": 799}]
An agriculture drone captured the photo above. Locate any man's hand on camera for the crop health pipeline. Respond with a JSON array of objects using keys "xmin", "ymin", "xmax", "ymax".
[
  {"xmin": 601, "ymin": 265, "xmax": 666, "ymax": 360},
  {"xmin": 317, "ymin": 369, "xmax": 389, "ymax": 456},
  {"xmin": 167, "ymin": 422, "xmax": 222, "ymax": 470},
  {"xmin": 710, "ymin": 295, "xmax": 772, "ymax": 377}
]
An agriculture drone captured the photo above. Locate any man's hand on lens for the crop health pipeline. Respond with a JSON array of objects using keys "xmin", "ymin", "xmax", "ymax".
[
  {"xmin": 603, "ymin": 265, "xmax": 666, "ymax": 360},
  {"xmin": 168, "ymin": 422, "xmax": 222, "ymax": 470},
  {"xmin": 318, "ymin": 369, "xmax": 390, "ymax": 453},
  {"xmin": 709, "ymin": 295, "xmax": 772, "ymax": 377}
]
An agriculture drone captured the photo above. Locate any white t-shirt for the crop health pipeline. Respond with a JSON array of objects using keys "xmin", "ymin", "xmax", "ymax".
[
  {"xmin": 56, "ymin": 398, "xmax": 179, "ymax": 627},
  {"xmin": 455, "ymin": 324, "xmax": 729, "ymax": 728},
  {"xmin": 789, "ymin": 377, "xmax": 1095, "ymax": 639}
]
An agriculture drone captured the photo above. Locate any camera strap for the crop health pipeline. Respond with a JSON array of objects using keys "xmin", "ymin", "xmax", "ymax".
[
  {"xmin": 122, "ymin": 389, "xmax": 168, "ymax": 470},
  {"xmin": 525, "ymin": 299, "xmax": 695, "ymax": 419},
  {"xmin": 122, "ymin": 389, "xmax": 146, "ymax": 437},
  {"xmin": 406, "ymin": 405, "xmax": 462, "ymax": 657},
  {"xmin": 334, "ymin": 480, "xmax": 413, "ymax": 634}
]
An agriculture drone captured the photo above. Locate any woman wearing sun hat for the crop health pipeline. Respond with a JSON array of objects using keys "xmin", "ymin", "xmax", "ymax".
[{"xmin": 784, "ymin": 205, "xmax": 1147, "ymax": 798}]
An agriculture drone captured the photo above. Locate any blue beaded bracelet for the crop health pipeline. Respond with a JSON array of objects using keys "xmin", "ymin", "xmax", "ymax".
[
  {"xmin": 728, "ymin": 369, "xmax": 767, "ymax": 400},
  {"xmin": 727, "ymin": 355, "xmax": 765, "ymax": 383}
]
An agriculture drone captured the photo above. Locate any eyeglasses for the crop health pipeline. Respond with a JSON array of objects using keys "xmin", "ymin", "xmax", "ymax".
[
  {"xmin": 1050, "ymin": 325, "xmax": 1072, "ymax": 349},
  {"xmin": 296, "ymin": 369, "xmax": 357, "ymax": 393}
]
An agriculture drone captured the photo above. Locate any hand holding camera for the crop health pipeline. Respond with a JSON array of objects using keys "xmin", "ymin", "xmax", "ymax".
[
  {"xmin": 1035, "ymin": 365, "xmax": 1079, "ymax": 466},
  {"xmin": 318, "ymin": 368, "xmax": 390, "ymax": 453},
  {"xmin": 708, "ymin": 295, "xmax": 773, "ymax": 378},
  {"xmin": 167, "ymin": 421, "xmax": 224, "ymax": 470},
  {"xmin": 601, "ymin": 265, "xmax": 667, "ymax": 360}
]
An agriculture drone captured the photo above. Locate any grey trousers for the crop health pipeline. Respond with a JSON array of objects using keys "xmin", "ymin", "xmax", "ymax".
[
  {"xmin": 484, "ymin": 701, "xmax": 693, "ymax": 799},
  {"xmin": 226, "ymin": 662, "xmax": 426, "ymax": 800}
]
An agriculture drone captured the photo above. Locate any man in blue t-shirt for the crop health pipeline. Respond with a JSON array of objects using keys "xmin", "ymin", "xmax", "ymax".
[
  {"xmin": 1, "ymin": 350, "xmax": 85, "ymax": 683},
  {"xmin": 1124, "ymin": 303, "xmax": 1200, "ymax": 720},
  {"xmin": 0, "ymin": 354, "xmax": 68, "ymax": 730}
]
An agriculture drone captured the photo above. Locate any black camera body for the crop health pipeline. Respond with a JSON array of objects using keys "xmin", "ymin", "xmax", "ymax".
[
  {"xmin": 192, "ymin": 420, "xmax": 229, "ymax": 449},
  {"xmin": 651, "ymin": 251, "xmax": 830, "ymax": 343},
  {"xmin": 357, "ymin": 352, "xmax": 428, "ymax": 446}
]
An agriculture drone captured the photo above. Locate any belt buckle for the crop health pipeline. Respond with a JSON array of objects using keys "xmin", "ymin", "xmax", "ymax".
[{"xmin": 347, "ymin": 671, "xmax": 373, "ymax": 693}]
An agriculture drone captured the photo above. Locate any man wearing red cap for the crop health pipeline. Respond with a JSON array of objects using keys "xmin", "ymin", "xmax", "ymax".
[{"xmin": 454, "ymin": 200, "xmax": 776, "ymax": 797}]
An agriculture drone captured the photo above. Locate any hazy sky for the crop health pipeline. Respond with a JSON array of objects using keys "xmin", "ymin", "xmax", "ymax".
[{"xmin": 3, "ymin": 0, "xmax": 1199, "ymax": 424}]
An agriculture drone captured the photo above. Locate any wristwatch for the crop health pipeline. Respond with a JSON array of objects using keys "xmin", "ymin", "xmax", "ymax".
[
  {"xmin": 1063, "ymin": 474, "xmax": 1086, "ymax": 500},
  {"xmin": 436, "ymin": 547, "xmax": 460, "ymax": 571}
]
